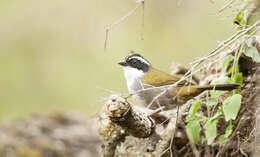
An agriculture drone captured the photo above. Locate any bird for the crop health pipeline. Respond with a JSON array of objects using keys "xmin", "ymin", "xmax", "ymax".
[{"xmin": 118, "ymin": 53, "xmax": 240, "ymax": 110}]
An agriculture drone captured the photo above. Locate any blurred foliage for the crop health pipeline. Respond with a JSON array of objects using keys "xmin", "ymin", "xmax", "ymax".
[{"xmin": 0, "ymin": 0, "xmax": 237, "ymax": 121}]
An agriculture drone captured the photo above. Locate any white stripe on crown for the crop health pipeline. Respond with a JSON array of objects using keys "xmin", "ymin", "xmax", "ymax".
[{"xmin": 130, "ymin": 56, "xmax": 150, "ymax": 65}]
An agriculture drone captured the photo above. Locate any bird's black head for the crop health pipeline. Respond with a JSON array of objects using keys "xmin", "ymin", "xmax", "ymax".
[{"xmin": 118, "ymin": 53, "xmax": 151, "ymax": 72}]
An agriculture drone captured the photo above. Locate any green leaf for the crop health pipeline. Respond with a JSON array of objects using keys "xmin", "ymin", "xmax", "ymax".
[
  {"xmin": 187, "ymin": 100, "xmax": 205, "ymax": 121},
  {"xmin": 210, "ymin": 109, "xmax": 222, "ymax": 121},
  {"xmin": 207, "ymin": 89, "xmax": 225, "ymax": 107},
  {"xmin": 186, "ymin": 120, "xmax": 201, "ymax": 144},
  {"xmin": 207, "ymin": 76, "xmax": 231, "ymax": 107},
  {"xmin": 245, "ymin": 38, "xmax": 253, "ymax": 47},
  {"xmin": 210, "ymin": 90, "xmax": 223, "ymax": 99},
  {"xmin": 233, "ymin": 9, "xmax": 248, "ymax": 26},
  {"xmin": 222, "ymin": 55, "xmax": 232, "ymax": 73},
  {"xmin": 207, "ymin": 97, "xmax": 218, "ymax": 107},
  {"xmin": 244, "ymin": 46, "xmax": 260, "ymax": 63},
  {"xmin": 233, "ymin": 72, "xmax": 243, "ymax": 84},
  {"xmin": 201, "ymin": 136, "xmax": 205, "ymax": 144},
  {"xmin": 211, "ymin": 76, "xmax": 233, "ymax": 84},
  {"xmin": 223, "ymin": 94, "xmax": 242, "ymax": 121},
  {"xmin": 189, "ymin": 100, "xmax": 202, "ymax": 116},
  {"xmin": 232, "ymin": 72, "xmax": 243, "ymax": 94},
  {"xmin": 204, "ymin": 119, "xmax": 218, "ymax": 145},
  {"xmin": 218, "ymin": 122, "xmax": 233, "ymax": 145}
]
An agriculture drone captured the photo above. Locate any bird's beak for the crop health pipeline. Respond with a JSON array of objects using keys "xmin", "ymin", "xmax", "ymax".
[{"xmin": 118, "ymin": 61, "xmax": 127, "ymax": 66}]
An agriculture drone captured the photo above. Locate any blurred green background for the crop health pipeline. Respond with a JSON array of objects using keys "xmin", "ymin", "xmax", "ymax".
[{"xmin": 0, "ymin": 0, "xmax": 237, "ymax": 121}]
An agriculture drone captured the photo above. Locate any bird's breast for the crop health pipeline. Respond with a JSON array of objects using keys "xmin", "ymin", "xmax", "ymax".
[
  {"xmin": 126, "ymin": 78, "xmax": 144, "ymax": 93},
  {"xmin": 123, "ymin": 67, "xmax": 146, "ymax": 93}
]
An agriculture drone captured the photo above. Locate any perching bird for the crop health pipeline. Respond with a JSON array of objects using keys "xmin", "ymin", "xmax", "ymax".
[{"xmin": 118, "ymin": 53, "xmax": 240, "ymax": 110}]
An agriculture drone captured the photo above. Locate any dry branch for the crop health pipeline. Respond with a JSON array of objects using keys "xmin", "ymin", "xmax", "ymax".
[{"xmin": 105, "ymin": 94, "xmax": 155, "ymax": 138}]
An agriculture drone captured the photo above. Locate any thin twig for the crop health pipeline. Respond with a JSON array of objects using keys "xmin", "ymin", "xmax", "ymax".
[
  {"xmin": 96, "ymin": 86, "xmax": 117, "ymax": 94},
  {"xmin": 104, "ymin": 0, "xmax": 144, "ymax": 51},
  {"xmin": 217, "ymin": 0, "xmax": 236, "ymax": 14},
  {"xmin": 147, "ymin": 90, "xmax": 167, "ymax": 109},
  {"xmin": 104, "ymin": 29, "xmax": 109, "ymax": 52},
  {"xmin": 170, "ymin": 103, "xmax": 180, "ymax": 156},
  {"xmin": 159, "ymin": 147, "xmax": 170, "ymax": 156},
  {"xmin": 148, "ymin": 106, "xmax": 165, "ymax": 117},
  {"xmin": 104, "ymin": 2, "xmax": 143, "ymax": 51},
  {"xmin": 140, "ymin": 0, "xmax": 145, "ymax": 40},
  {"xmin": 190, "ymin": 20, "xmax": 260, "ymax": 66},
  {"xmin": 156, "ymin": 99, "xmax": 163, "ymax": 110}
]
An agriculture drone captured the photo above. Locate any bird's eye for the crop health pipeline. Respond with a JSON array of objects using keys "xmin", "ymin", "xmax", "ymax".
[{"xmin": 131, "ymin": 59, "xmax": 137, "ymax": 64}]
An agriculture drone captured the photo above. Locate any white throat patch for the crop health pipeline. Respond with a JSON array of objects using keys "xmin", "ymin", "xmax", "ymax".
[{"xmin": 123, "ymin": 66, "xmax": 145, "ymax": 92}]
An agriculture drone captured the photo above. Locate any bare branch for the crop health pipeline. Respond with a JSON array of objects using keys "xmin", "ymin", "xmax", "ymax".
[
  {"xmin": 141, "ymin": 0, "xmax": 145, "ymax": 40},
  {"xmin": 104, "ymin": 1, "xmax": 144, "ymax": 51},
  {"xmin": 217, "ymin": 0, "xmax": 237, "ymax": 14},
  {"xmin": 190, "ymin": 20, "xmax": 260, "ymax": 66}
]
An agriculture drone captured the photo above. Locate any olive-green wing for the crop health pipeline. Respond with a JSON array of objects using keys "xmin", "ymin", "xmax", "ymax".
[{"xmin": 142, "ymin": 68, "xmax": 188, "ymax": 86}]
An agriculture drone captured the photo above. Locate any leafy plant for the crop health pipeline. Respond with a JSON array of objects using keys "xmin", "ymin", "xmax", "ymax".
[
  {"xmin": 184, "ymin": 38, "xmax": 260, "ymax": 145},
  {"xmin": 222, "ymin": 94, "xmax": 242, "ymax": 121},
  {"xmin": 218, "ymin": 122, "xmax": 233, "ymax": 145},
  {"xmin": 204, "ymin": 118, "xmax": 218, "ymax": 145},
  {"xmin": 186, "ymin": 100, "xmax": 203, "ymax": 144},
  {"xmin": 186, "ymin": 119, "xmax": 201, "ymax": 144},
  {"xmin": 244, "ymin": 38, "xmax": 260, "ymax": 63}
]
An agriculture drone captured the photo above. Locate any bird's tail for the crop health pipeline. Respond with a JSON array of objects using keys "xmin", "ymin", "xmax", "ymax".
[
  {"xmin": 196, "ymin": 83, "xmax": 241, "ymax": 91},
  {"xmin": 175, "ymin": 83, "xmax": 240, "ymax": 98}
]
